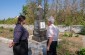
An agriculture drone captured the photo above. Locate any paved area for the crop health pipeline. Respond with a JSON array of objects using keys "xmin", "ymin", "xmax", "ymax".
[
  {"xmin": 0, "ymin": 37, "xmax": 46, "ymax": 55},
  {"xmin": 0, "ymin": 42, "xmax": 13, "ymax": 55},
  {"xmin": 0, "ymin": 36, "xmax": 61, "ymax": 55},
  {"xmin": 0, "ymin": 42, "xmax": 32, "ymax": 55}
]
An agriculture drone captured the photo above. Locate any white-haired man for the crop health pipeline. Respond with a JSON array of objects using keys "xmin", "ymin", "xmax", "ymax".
[{"xmin": 47, "ymin": 16, "xmax": 59, "ymax": 55}]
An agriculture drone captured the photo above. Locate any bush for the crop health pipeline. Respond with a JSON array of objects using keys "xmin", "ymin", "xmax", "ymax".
[
  {"xmin": 0, "ymin": 26, "xmax": 4, "ymax": 29},
  {"xmin": 9, "ymin": 28, "xmax": 13, "ymax": 32},
  {"xmin": 75, "ymin": 34, "xmax": 79, "ymax": 37},
  {"xmin": 63, "ymin": 32, "xmax": 73, "ymax": 37},
  {"xmin": 68, "ymin": 33, "xmax": 73, "ymax": 37},
  {"xmin": 63, "ymin": 32, "xmax": 69, "ymax": 37},
  {"xmin": 77, "ymin": 48, "xmax": 85, "ymax": 55},
  {"xmin": 79, "ymin": 26, "xmax": 85, "ymax": 35}
]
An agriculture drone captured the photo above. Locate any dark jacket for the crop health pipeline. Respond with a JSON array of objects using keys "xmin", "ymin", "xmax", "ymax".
[{"xmin": 13, "ymin": 24, "xmax": 29, "ymax": 43}]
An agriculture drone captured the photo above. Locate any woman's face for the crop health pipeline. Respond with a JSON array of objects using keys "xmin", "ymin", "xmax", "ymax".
[{"xmin": 22, "ymin": 20, "xmax": 26, "ymax": 25}]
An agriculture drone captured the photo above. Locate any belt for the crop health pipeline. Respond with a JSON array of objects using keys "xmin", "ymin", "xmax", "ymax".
[
  {"xmin": 20, "ymin": 39, "xmax": 28, "ymax": 42},
  {"xmin": 14, "ymin": 39, "xmax": 28, "ymax": 46},
  {"xmin": 47, "ymin": 39, "xmax": 57, "ymax": 42}
]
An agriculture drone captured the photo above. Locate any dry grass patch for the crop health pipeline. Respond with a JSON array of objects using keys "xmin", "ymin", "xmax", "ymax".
[{"xmin": 58, "ymin": 33, "xmax": 83, "ymax": 55}]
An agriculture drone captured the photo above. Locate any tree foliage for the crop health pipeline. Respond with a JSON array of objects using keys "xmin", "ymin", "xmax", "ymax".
[{"xmin": 0, "ymin": 0, "xmax": 85, "ymax": 25}]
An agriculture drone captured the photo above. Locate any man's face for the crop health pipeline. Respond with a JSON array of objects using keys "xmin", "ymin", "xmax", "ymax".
[{"xmin": 47, "ymin": 21, "xmax": 51, "ymax": 26}]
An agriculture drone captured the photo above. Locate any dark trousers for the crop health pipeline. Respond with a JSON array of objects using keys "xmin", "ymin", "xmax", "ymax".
[
  {"xmin": 47, "ymin": 40, "xmax": 58, "ymax": 55},
  {"xmin": 13, "ymin": 40, "xmax": 28, "ymax": 55}
]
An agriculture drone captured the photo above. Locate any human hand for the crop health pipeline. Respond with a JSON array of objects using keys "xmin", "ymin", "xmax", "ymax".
[
  {"xmin": 47, "ymin": 46, "xmax": 50, "ymax": 51},
  {"xmin": 9, "ymin": 40, "xmax": 14, "ymax": 48}
]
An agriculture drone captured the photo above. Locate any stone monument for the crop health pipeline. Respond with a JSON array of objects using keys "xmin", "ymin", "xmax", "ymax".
[
  {"xmin": 33, "ymin": 5, "xmax": 47, "ymax": 42},
  {"xmin": 29, "ymin": 3, "xmax": 47, "ymax": 55}
]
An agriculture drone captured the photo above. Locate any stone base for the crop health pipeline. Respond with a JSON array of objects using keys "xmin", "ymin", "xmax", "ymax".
[
  {"xmin": 28, "ymin": 39, "xmax": 47, "ymax": 55},
  {"xmin": 33, "ymin": 30, "xmax": 47, "ymax": 42},
  {"xmin": 32, "ymin": 36, "xmax": 47, "ymax": 42}
]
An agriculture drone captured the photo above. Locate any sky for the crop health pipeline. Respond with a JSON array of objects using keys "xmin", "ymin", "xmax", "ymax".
[
  {"xmin": 0, "ymin": 0, "xmax": 26, "ymax": 20},
  {"xmin": 0, "ymin": 0, "xmax": 80, "ymax": 20}
]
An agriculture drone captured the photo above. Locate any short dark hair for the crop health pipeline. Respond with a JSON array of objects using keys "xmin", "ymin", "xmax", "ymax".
[{"xmin": 16, "ymin": 15, "xmax": 26, "ymax": 24}]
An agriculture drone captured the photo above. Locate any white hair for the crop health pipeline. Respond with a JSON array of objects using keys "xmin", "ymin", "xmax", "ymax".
[{"xmin": 48, "ymin": 16, "xmax": 54, "ymax": 24}]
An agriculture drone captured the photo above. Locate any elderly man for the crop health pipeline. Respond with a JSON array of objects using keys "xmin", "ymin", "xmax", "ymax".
[{"xmin": 47, "ymin": 16, "xmax": 59, "ymax": 55}]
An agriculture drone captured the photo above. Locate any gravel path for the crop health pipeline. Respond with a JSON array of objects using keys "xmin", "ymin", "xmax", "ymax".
[{"xmin": 0, "ymin": 42, "xmax": 13, "ymax": 55}]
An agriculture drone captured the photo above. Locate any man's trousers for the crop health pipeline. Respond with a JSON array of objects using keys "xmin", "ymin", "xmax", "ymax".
[{"xmin": 47, "ymin": 40, "xmax": 58, "ymax": 55}]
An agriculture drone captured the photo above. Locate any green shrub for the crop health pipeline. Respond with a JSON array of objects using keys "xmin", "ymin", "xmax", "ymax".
[
  {"xmin": 77, "ymin": 48, "xmax": 85, "ymax": 55},
  {"xmin": 63, "ymin": 32, "xmax": 73, "ymax": 37},
  {"xmin": 0, "ymin": 26, "xmax": 4, "ymax": 29},
  {"xmin": 68, "ymin": 33, "xmax": 73, "ymax": 37},
  {"xmin": 63, "ymin": 32, "xmax": 69, "ymax": 37},
  {"xmin": 79, "ymin": 26, "xmax": 85, "ymax": 35},
  {"xmin": 0, "ymin": 31, "xmax": 3, "ymax": 33},
  {"xmin": 9, "ymin": 28, "xmax": 13, "ymax": 32},
  {"xmin": 75, "ymin": 34, "xmax": 79, "ymax": 37}
]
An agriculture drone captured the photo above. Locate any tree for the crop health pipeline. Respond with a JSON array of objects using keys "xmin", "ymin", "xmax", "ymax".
[
  {"xmin": 44, "ymin": 0, "xmax": 48, "ymax": 20},
  {"xmin": 22, "ymin": 0, "xmax": 37, "ymax": 25},
  {"xmin": 21, "ymin": 0, "xmax": 85, "ymax": 25}
]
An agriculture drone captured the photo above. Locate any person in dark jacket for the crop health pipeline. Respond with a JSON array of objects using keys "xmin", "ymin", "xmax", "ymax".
[{"xmin": 9, "ymin": 15, "xmax": 29, "ymax": 55}]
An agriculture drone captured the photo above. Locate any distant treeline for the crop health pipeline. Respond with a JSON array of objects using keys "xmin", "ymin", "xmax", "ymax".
[
  {"xmin": 0, "ymin": 0, "xmax": 85, "ymax": 25},
  {"xmin": 0, "ymin": 17, "xmax": 17, "ymax": 24}
]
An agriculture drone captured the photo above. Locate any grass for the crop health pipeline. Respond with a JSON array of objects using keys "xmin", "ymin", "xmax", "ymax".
[
  {"xmin": 0, "ymin": 27, "xmax": 32, "ymax": 39},
  {"xmin": 0, "ymin": 28, "xmax": 14, "ymax": 39},
  {"xmin": 57, "ymin": 33, "xmax": 83, "ymax": 55}
]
